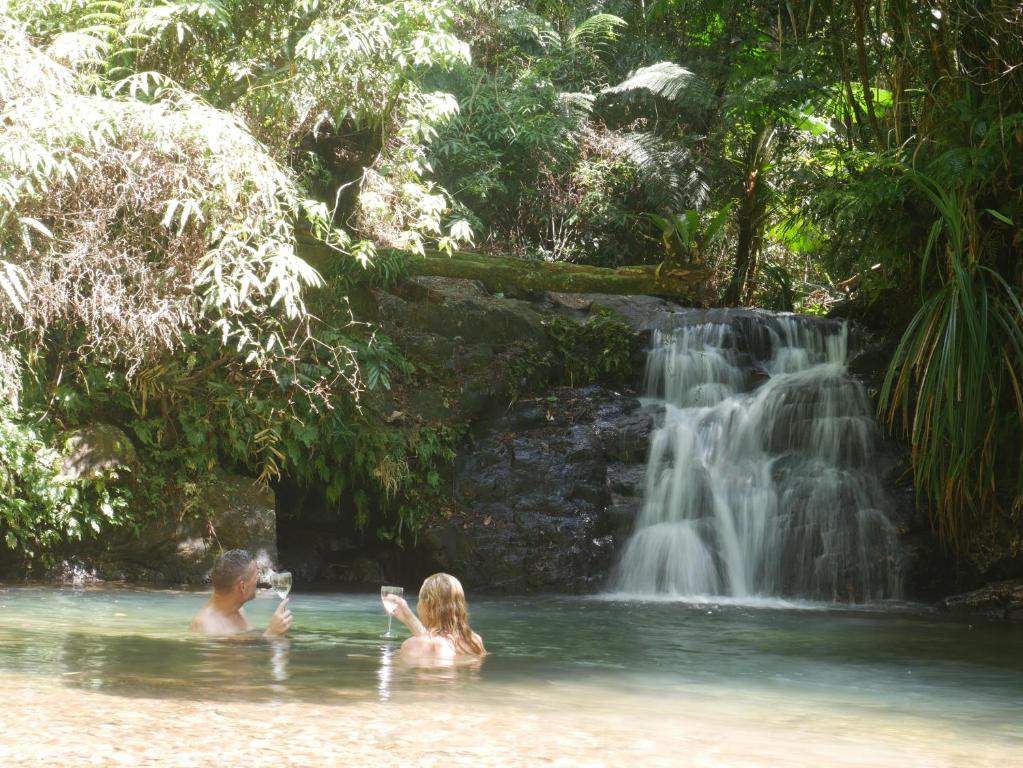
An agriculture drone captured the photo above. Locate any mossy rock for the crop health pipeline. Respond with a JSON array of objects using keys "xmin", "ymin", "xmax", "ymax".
[{"xmin": 61, "ymin": 424, "xmax": 137, "ymax": 481}]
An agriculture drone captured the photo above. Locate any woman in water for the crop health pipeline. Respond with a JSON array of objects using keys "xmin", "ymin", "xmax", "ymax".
[{"xmin": 384, "ymin": 573, "xmax": 486, "ymax": 659}]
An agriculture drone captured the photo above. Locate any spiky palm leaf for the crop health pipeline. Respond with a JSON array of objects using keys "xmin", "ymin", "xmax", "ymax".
[{"xmin": 879, "ymin": 169, "xmax": 1023, "ymax": 548}]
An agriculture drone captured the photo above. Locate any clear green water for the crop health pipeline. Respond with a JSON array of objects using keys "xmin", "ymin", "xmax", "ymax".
[{"xmin": 1, "ymin": 586, "xmax": 1021, "ymax": 766}]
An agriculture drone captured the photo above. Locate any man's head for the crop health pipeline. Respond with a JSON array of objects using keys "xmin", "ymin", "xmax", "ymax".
[{"xmin": 211, "ymin": 549, "xmax": 258, "ymax": 601}]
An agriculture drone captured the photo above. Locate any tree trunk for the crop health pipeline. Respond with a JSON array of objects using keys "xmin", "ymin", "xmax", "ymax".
[
  {"xmin": 724, "ymin": 125, "xmax": 774, "ymax": 306},
  {"xmin": 853, "ymin": 0, "xmax": 883, "ymax": 144}
]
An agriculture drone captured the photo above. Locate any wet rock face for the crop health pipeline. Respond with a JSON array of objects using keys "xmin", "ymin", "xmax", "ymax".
[
  {"xmin": 415, "ymin": 386, "xmax": 655, "ymax": 592},
  {"xmin": 842, "ymin": 321, "xmax": 1023, "ymax": 604},
  {"xmin": 374, "ymin": 277, "xmax": 551, "ymax": 426}
]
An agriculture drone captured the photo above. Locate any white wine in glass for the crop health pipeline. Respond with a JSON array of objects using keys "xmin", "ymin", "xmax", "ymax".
[
  {"xmin": 380, "ymin": 585, "xmax": 403, "ymax": 638},
  {"xmin": 272, "ymin": 571, "xmax": 292, "ymax": 600}
]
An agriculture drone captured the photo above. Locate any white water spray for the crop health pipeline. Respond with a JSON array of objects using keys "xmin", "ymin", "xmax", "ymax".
[{"xmin": 613, "ymin": 311, "xmax": 900, "ymax": 601}]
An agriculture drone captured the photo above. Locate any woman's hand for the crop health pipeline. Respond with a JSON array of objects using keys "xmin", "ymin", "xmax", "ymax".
[
  {"xmin": 383, "ymin": 594, "xmax": 411, "ymax": 620},
  {"xmin": 382, "ymin": 595, "xmax": 427, "ymax": 636}
]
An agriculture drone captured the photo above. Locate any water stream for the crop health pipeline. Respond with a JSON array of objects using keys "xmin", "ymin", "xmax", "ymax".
[
  {"xmin": 614, "ymin": 311, "xmax": 900, "ymax": 601},
  {"xmin": 0, "ymin": 587, "xmax": 1020, "ymax": 766},
  {"xmin": 1, "ymin": 312, "xmax": 1015, "ymax": 765}
]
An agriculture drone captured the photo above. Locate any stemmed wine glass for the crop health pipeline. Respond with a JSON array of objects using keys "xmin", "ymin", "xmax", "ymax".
[
  {"xmin": 380, "ymin": 585, "xmax": 403, "ymax": 638},
  {"xmin": 270, "ymin": 571, "xmax": 292, "ymax": 600}
]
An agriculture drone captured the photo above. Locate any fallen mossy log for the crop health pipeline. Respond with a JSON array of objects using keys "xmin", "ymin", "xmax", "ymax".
[
  {"xmin": 402, "ymin": 250, "xmax": 709, "ymax": 302},
  {"xmin": 297, "ymin": 237, "xmax": 710, "ymax": 302}
]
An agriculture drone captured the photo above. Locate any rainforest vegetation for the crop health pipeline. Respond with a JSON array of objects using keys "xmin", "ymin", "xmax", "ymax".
[{"xmin": 0, "ymin": 0, "xmax": 1020, "ymax": 568}]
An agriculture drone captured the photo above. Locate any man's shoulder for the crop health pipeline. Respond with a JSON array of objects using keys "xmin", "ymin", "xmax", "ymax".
[
  {"xmin": 189, "ymin": 603, "xmax": 214, "ymax": 633},
  {"xmin": 190, "ymin": 603, "xmax": 248, "ymax": 636}
]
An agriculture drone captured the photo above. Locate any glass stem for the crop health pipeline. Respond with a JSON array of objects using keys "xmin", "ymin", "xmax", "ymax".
[{"xmin": 387, "ymin": 613, "xmax": 393, "ymax": 635}]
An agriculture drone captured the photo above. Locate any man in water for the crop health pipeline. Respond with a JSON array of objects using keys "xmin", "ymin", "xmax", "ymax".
[{"xmin": 190, "ymin": 549, "xmax": 292, "ymax": 637}]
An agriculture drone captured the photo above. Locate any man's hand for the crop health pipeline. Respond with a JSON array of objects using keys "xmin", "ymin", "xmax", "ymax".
[{"xmin": 264, "ymin": 597, "xmax": 292, "ymax": 638}]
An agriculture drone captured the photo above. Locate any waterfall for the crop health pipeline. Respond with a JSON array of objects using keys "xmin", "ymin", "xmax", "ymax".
[{"xmin": 612, "ymin": 310, "xmax": 900, "ymax": 602}]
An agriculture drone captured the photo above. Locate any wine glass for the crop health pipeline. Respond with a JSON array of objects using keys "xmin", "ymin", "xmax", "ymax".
[
  {"xmin": 271, "ymin": 571, "xmax": 292, "ymax": 600},
  {"xmin": 380, "ymin": 585, "xmax": 403, "ymax": 638}
]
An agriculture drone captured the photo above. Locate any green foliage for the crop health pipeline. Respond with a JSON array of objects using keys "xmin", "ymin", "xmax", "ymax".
[
  {"xmin": 322, "ymin": 244, "xmax": 411, "ymax": 293},
  {"xmin": 0, "ymin": 3, "xmax": 476, "ymax": 557},
  {"xmin": 0, "ymin": 20, "xmax": 330, "ymax": 373},
  {"xmin": 644, "ymin": 204, "xmax": 731, "ymax": 265},
  {"xmin": 9, "ymin": 0, "xmax": 474, "ymax": 254},
  {"xmin": 879, "ymin": 169, "xmax": 1023, "ymax": 549},
  {"xmin": 4, "ymin": 0, "xmax": 1023, "ymax": 559},
  {"xmin": 0, "ymin": 403, "xmax": 130, "ymax": 561},
  {"xmin": 531, "ymin": 308, "xmax": 634, "ymax": 390}
]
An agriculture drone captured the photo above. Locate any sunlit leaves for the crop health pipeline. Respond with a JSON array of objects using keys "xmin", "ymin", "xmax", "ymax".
[
  {"xmin": 0, "ymin": 260, "xmax": 30, "ymax": 314},
  {"xmin": 0, "ymin": 20, "xmax": 327, "ymax": 376}
]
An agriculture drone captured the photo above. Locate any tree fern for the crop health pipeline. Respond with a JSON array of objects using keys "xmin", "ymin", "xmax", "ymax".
[{"xmin": 616, "ymin": 131, "xmax": 708, "ymax": 212}]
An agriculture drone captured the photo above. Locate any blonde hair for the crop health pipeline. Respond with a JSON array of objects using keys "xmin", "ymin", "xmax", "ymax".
[{"xmin": 418, "ymin": 573, "xmax": 486, "ymax": 656}]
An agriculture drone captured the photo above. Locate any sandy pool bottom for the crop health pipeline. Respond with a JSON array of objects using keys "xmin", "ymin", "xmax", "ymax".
[{"xmin": 1, "ymin": 673, "xmax": 1017, "ymax": 767}]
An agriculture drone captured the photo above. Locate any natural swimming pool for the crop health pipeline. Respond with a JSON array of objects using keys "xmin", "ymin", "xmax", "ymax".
[{"xmin": 1, "ymin": 586, "xmax": 1020, "ymax": 766}]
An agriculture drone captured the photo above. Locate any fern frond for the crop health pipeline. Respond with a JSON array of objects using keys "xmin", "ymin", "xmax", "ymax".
[
  {"xmin": 566, "ymin": 13, "xmax": 626, "ymax": 52},
  {"xmin": 555, "ymin": 91, "xmax": 594, "ymax": 125},
  {"xmin": 616, "ymin": 132, "xmax": 708, "ymax": 212},
  {"xmin": 498, "ymin": 5, "xmax": 561, "ymax": 53},
  {"xmin": 602, "ymin": 61, "xmax": 701, "ymax": 102}
]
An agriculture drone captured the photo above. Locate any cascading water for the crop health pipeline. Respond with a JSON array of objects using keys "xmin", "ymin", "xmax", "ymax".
[{"xmin": 613, "ymin": 310, "xmax": 900, "ymax": 602}]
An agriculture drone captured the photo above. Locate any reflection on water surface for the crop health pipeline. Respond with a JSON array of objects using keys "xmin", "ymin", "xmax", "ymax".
[{"xmin": 0, "ymin": 587, "xmax": 1020, "ymax": 766}]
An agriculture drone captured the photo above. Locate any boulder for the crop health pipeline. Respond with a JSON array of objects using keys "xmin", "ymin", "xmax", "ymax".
[
  {"xmin": 544, "ymin": 292, "xmax": 683, "ymax": 332},
  {"xmin": 940, "ymin": 580, "xmax": 1023, "ymax": 622},
  {"xmin": 75, "ymin": 472, "xmax": 277, "ymax": 584},
  {"xmin": 379, "ymin": 278, "xmax": 547, "ymax": 348},
  {"xmin": 373, "ymin": 277, "xmax": 552, "ymax": 426},
  {"xmin": 61, "ymin": 424, "xmax": 137, "ymax": 481}
]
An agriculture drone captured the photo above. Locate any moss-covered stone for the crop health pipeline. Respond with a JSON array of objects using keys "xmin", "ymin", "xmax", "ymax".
[{"xmin": 61, "ymin": 424, "xmax": 137, "ymax": 481}]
